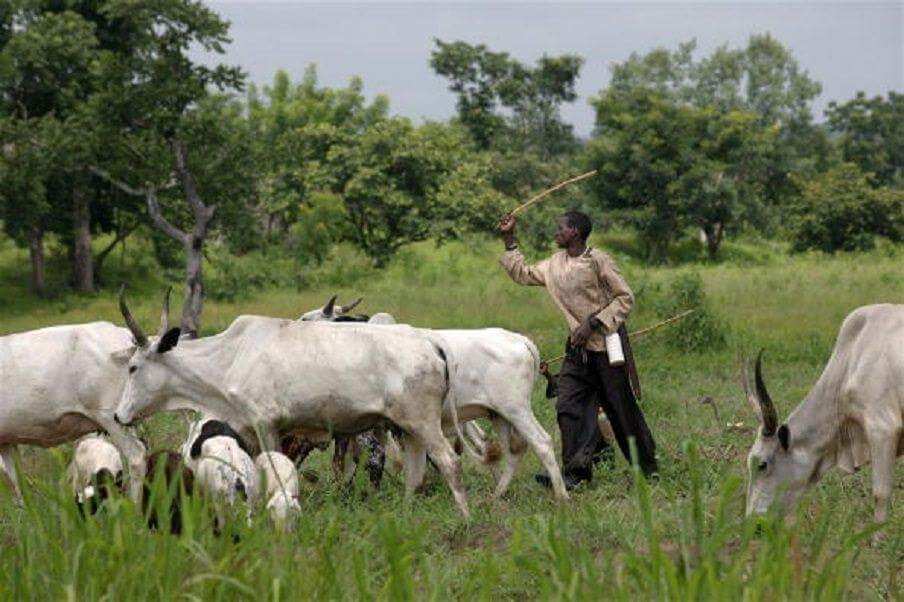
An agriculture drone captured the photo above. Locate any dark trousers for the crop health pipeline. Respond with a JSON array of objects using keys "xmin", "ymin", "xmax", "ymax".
[{"xmin": 556, "ymin": 344, "xmax": 658, "ymax": 480}]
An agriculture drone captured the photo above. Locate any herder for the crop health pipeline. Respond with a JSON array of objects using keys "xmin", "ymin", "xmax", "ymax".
[{"xmin": 499, "ymin": 211, "xmax": 658, "ymax": 489}]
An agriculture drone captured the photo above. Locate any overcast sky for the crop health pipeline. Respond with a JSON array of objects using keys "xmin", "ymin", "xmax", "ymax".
[{"xmin": 196, "ymin": 1, "xmax": 903, "ymax": 135}]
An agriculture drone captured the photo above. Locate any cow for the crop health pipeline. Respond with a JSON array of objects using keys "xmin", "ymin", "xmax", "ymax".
[
  {"xmin": 192, "ymin": 433, "xmax": 259, "ymax": 529},
  {"xmin": 143, "ymin": 450, "xmax": 195, "ymax": 535},
  {"xmin": 301, "ymin": 296, "xmax": 569, "ymax": 500},
  {"xmin": 255, "ymin": 451, "xmax": 301, "ymax": 530},
  {"xmin": 113, "ymin": 290, "xmax": 473, "ymax": 517},
  {"xmin": 0, "ymin": 304, "xmax": 160, "ymax": 502},
  {"xmin": 742, "ymin": 304, "xmax": 903, "ymax": 532},
  {"xmin": 69, "ymin": 433, "xmax": 124, "ymax": 514}
]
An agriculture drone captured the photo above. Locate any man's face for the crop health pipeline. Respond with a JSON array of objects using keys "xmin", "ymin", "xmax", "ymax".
[{"xmin": 554, "ymin": 217, "xmax": 578, "ymax": 248}]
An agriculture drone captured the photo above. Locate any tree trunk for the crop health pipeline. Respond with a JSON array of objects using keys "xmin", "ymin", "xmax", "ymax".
[
  {"xmin": 703, "ymin": 222, "xmax": 724, "ymax": 260},
  {"xmin": 28, "ymin": 225, "xmax": 46, "ymax": 297},
  {"xmin": 94, "ymin": 223, "xmax": 137, "ymax": 286},
  {"xmin": 180, "ymin": 235, "xmax": 205, "ymax": 339},
  {"xmin": 72, "ymin": 187, "xmax": 94, "ymax": 293}
]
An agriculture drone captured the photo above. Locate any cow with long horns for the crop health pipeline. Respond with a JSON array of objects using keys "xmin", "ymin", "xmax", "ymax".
[
  {"xmin": 742, "ymin": 304, "xmax": 903, "ymax": 530},
  {"xmin": 114, "ymin": 288, "xmax": 475, "ymax": 517}
]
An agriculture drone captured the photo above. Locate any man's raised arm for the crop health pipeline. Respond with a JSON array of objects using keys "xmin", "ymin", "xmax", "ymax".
[{"xmin": 498, "ymin": 215, "xmax": 547, "ymax": 286}]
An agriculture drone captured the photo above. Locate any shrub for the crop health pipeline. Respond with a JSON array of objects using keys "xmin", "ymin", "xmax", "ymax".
[
  {"xmin": 653, "ymin": 272, "xmax": 726, "ymax": 352},
  {"xmin": 791, "ymin": 164, "xmax": 903, "ymax": 253}
]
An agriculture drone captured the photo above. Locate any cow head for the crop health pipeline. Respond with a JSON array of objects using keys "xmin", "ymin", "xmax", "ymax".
[
  {"xmin": 742, "ymin": 351, "xmax": 815, "ymax": 517},
  {"xmin": 298, "ymin": 294, "xmax": 363, "ymax": 321},
  {"xmin": 114, "ymin": 286, "xmax": 183, "ymax": 425}
]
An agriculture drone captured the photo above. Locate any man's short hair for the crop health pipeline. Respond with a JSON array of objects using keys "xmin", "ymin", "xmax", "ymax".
[{"xmin": 563, "ymin": 210, "xmax": 592, "ymax": 241}]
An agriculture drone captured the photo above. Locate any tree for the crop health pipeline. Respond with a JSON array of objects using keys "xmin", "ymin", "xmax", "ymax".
[
  {"xmin": 791, "ymin": 164, "xmax": 902, "ymax": 253},
  {"xmin": 0, "ymin": 7, "xmax": 100, "ymax": 292},
  {"xmin": 588, "ymin": 89, "xmax": 775, "ymax": 260},
  {"xmin": 430, "ymin": 39, "xmax": 583, "ymax": 157},
  {"xmin": 605, "ymin": 35, "xmax": 825, "ymax": 206},
  {"xmin": 325, "ymin": 120, "xmax": 508, "ymax": 266},
  {"xmin": 826, "ymin": 92, "xmax": 904, "ymax": 189},
  {"xmin": 88, "ymin": 0, "xmax": 245, "ymax": 336},
  {"xmin": 246, "ymin": 67, "xmax": 389, "ymax": 248}
]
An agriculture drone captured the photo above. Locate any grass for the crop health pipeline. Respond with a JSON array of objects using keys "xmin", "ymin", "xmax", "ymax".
[{"xmin": 0, "ymin": 231, "xmax": 901, "ymax": 599}]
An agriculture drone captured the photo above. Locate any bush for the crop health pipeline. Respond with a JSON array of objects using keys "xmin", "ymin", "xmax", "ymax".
[
  {"xmin": 791, "ymin": 164, "xmax": 903, "ymax": 253},
  {"xmin": 286, "ymin": 191, "xmax": 348, "ymax": 266},
  {"xmin": 653, "ymin": 272, "xmax": 725, "ymax": 352},
  {"xmin": 206, "ymin": 246, "xmax": 296, "ymax": 302}
]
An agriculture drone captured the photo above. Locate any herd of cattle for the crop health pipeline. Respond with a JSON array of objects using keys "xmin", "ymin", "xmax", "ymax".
[{"xmin": 0, "ymin": 289, "xmax": 901, "ymax": 535}]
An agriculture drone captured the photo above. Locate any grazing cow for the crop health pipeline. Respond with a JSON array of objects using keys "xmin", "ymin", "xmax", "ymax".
[
  {"xmin": 301, "ymin": 296, "xmax": 568, "ymax": 500},
  {"xmin": 0, "ymin": 314, "xmax": 154, "ymax": 501},
  {"xmin": 143, "ymin": 450, "xmax": 195, "ymax": 535},
  {"xmin": 255, "ymin": 451, "xmax": 301, "ymax": 530},
  {"xmin": 69, "ymin": 434, "xmax": 124, "ymax": 514},
  {"xmin": 743, "ymin": 304, "xmax": 904, "ymax": 529},
  {"xmin": 114, "ymin": 290, "xmax": 472, "ymax": 517},
  {"xmin": 183, "ymin": 417, "xmax": 259, "ymax": 529}
]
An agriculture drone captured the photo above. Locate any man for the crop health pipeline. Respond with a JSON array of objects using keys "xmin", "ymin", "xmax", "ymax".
[{"xmin": 499, "ymin": 210, "xmax": 657, "ymax": 489}]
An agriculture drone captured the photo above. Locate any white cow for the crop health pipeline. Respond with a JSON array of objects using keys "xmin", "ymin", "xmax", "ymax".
[
  {"xmin": 193, "ymin": 435, "xmax": 259, "ymax": 528},
  {"xmin": 301, "ymin": 297, "xmax": 568, "ymax": 500},
  {"xmin": 113, "ymin": 292, "xmax": 473, "ymax": 517},
  {"xmin": 743, "ymin": 304, "xmax": 904, "ymax": 529},
  {"xmin": 255, "ymin": 451, "xmax": 301, "ymax": 530},
  {"xmin": 68, "ymin": 433, "xmax": 124, "ymax": 509},
  {"xmin": 0, "ymin": 316, "xmax": 151, "ymax": 501}
]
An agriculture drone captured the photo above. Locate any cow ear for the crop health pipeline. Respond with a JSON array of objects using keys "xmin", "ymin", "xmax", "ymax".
[
  {"xmin": 777, "ymin": 424, "xmax": 790, "ymax": 451},
  {"xmin": 156, "ymin": 327, "xmax": 182, "ymax": 354},
  {"xmin": 109, "ymin": 346, "xmax": 135, "ymax": 365}
]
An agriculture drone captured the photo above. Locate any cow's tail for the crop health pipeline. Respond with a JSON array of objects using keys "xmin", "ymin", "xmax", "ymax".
[
  {"xmin": 428, "ymin": 332, "xmax": 481, "ymax": 462},
  {"xmin": 521, "ymin": 335, "xmax": 541, "ymax": 376}
]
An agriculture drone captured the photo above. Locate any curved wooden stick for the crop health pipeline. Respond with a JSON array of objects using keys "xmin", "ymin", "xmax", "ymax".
[
  {"xmin": 509, "ymin": 170, "xmax": 598, "ymax": 216},
  {"xmin": 542, "ymin": 309, "xmax": 696, "ymax": 364}
]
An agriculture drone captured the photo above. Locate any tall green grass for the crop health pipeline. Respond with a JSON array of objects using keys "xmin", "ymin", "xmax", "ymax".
[{"xmin": 0, "ymin": 231, "xmax": 901, "ymax": 599}]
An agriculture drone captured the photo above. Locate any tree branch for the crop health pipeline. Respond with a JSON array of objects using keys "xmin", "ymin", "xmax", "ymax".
[
  {"xmin": 146, "ymin": 185, "xmax": 188, "ymax": 244},
  {"xmin": 172, "ymin": 140, "xmax": 207, "ymax": 215},
  {"xmin": 88, "ymin": 166, "xmax": 147, "ymax": 197}
]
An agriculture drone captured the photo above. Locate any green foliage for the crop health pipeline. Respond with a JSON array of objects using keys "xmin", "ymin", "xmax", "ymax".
[
  {"xmin": 826, "ymin": 91, "xmax": 904, "ymax": 189},
  {"xmin": 791, "ymin": 164, "xmax": 903, "ymax": 253},
  {"xmin": 652, "ymin": 272, "xmax": 726, "ymax": 352},
  {"xmin": 595, "ymin": 34, "xmax": 828, "ymax": 242},
  {"xmin": 430, "ymin": 39, "xmax": 583, "ymax": 157},
  {"xmin": 329, "ymin": 119, "xmax": 510, "ymax": 266},
  {"xmin": 588, "ymin": 90, "xmax": 776, "ymax": 261},
  {"xmin": 287, "ymin": 191, "xmax": 349, "ymax": 265}
]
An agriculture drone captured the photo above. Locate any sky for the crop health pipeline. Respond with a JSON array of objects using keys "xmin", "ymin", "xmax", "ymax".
[{"xmin": 196, "ymin": 1, "xmax": 903, "ymax": 135}]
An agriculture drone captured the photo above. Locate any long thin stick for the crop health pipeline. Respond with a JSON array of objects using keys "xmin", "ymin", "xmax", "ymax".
[
  {"xmin": 543, "ymin": 309, "xmax": 696, "ymax": 364},
  {"xmin": 509, "ymin": 170, "xmax": 598, "ymax": 216}
]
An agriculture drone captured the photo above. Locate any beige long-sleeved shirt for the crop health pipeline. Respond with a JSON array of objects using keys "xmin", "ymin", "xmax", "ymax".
[{"xmin": 500, "ymin": 246, "xmax": 634, "ymax": 352}]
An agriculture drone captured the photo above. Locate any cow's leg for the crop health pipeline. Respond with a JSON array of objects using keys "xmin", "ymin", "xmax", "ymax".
[
  {"xmin": 497, "ymin": 408, "xmax": 569, "ymax": 501},
  {"xmin": 490, "ymin": 418, "xmax": 524, "ymax": 499},
  {"xmin": 412, "ymin": 424, "xmax": 469, "ymax": 518},
  {"xmin": 332, "ymin": 436, "xmax": 350, "ymax": 483},
  {"xmin": 94, "ymin": 417, "xmax": 146, "ymax": 502},
  {"xmin": 400, "ymin": 435, "xmax": 427, "ymax": 495},
  {"xmin": 868, "ymin": 431, "xmax": 898, "ymax": 528},
  {"xmin": 0, "ymin": 446, "xmax": 23, "ymax": 503},
  {"xmin": 385, "ymin": 432, "xmax": 405, "ymax": 474}
]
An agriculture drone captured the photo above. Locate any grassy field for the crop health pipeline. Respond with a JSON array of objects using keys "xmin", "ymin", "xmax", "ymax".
[{"xmin": 0, "ymin": 231, "xmax": 901, "ymax": 599}]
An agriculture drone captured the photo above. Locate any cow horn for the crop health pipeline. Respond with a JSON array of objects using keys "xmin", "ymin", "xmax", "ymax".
[
  {"xmin": 158, "ymin": 286, "xmax": 172, "ymax": 336},
  {"xmin": 118, "ymin": 285, "xmax": 148, "ymax": 348},
  {"xmin": 323, "ymin": 295, "xmax": 338, "ymax": 317},
  {"xmin": 339, "ymin": 297, "xmax": 363, "ymax": 314},
  {"xmin": 754, "ymin": 350, "xmax": 778, "ymax": 436},
  {"xmin": 739, "ymin": 354, "xmax": 759, "ymax": 415}
]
